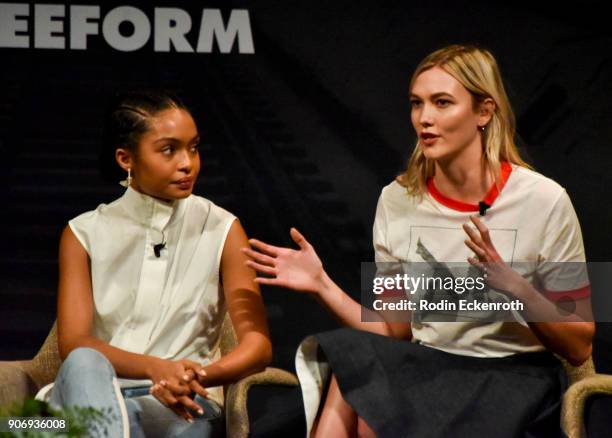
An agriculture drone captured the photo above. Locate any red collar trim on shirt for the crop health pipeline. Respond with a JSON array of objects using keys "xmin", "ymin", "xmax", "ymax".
[{"xmin": 426, "ymin": 162, "xmax": 513, "ymax": 212}]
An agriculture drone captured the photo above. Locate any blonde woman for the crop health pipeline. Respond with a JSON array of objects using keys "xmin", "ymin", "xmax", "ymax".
[{"xmin": 244, "ymin": 45, "xmax": 594, "ymax": 437}]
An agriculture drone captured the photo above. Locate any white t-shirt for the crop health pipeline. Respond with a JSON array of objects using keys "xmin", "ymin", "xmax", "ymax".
[
  {"xmin": 373, "ymin": 162, "xmax": 590, "ymax": 357},
  {"xmin": 69, "ymin": 186, "xmax": 236, "ymax": 404}
]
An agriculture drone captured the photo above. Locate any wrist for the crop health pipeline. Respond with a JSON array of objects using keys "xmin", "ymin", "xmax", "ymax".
[
  {"xmin": 314, "ymin": 270, "xmax": 334, "ymax": 298},
  {"xmin": 145, "ymin": 356, "xmax": 163, "ymax": 381},
  {"xmin": 509, "ymin": 277, "xmax": 537, "ymax": 302}
]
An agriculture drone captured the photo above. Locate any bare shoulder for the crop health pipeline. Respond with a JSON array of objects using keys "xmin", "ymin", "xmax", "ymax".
[
  {"xmin": 223, "ymin": 219, "xmax": 248, "ymax": 251},
  {"xmin": 59, "ymin": 224, "xmax": 87, "ymax": 255}
]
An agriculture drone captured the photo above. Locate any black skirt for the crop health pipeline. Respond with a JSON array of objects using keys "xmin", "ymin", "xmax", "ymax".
[{"xmin": 308, "ymin": 328, "xmax": 566, "ymax": 438}]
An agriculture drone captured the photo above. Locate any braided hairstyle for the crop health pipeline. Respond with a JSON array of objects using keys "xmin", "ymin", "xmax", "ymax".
[{"xmin": 99, "ymin": 90, "xmax": 189, "ymax": 183}]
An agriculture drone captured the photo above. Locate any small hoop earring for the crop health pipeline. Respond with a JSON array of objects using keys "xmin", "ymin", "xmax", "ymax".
[{"xmin": 120, "ymin": 168, "xmax": 132, "ymax": 188}]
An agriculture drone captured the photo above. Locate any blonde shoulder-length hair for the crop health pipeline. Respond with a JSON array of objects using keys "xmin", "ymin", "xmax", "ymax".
[{"xmin": 397, "ymin": 44, "xmax": 531, "ymax": 196}]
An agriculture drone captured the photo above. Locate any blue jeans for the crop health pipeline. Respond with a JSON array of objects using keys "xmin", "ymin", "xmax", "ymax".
[{"xmin": 49, "ymin": 348, "xmax": 223, "ymax": 438}]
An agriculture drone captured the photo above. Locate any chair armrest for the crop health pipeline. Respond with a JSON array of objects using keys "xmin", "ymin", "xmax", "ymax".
[
  {"xmin": 562, "ymin": 373, "xmax": 612, "ymax": 438},
  {"xmin": 225, "ymin": 367, "xmax": 299, "ymax": 438},
  {"xmin": 0, "ymin": 361, "xmax": 37, "ymax": 408}
]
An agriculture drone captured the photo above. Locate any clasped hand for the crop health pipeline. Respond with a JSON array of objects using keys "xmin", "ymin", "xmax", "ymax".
[{"xmin": 148, "ymin": 358, "xmax": 209, "ymax": 422}]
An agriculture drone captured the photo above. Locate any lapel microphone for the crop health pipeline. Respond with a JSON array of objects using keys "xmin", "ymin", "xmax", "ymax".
[
  {"xmin": 153, "ymin": 242, "xmax": 166, "ymax": 258},
  {"xmin": 478, "ymin": 201, "xmax": 491, "ymax": 216},
  {"xmin": 153, "ymin": 231, "xmax": 166, "ymax": 258}
]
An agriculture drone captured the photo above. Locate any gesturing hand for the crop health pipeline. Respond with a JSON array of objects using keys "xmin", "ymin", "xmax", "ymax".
[
  {"xmin": 463, "ymin": 215, "xmax": 529, "ymax": 298},
  {"xmin": 242, "ymin": 228, "xmax": 326, "ymax": 294}
]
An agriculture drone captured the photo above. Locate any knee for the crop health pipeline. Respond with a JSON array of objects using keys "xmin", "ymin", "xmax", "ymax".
[
  {"xmin": 168, "ymin": 418, "xmax": 219, "ymax": 438},
  {"xmin": 61, "ymin": 347, "xmax": 114, "ymax": 377},
  {"xmin": 357, "ymin": 417, "xmax": 377, "ymax": 438}
]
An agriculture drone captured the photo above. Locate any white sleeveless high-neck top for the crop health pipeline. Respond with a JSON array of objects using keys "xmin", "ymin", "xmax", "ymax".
[{"xmin": 69, "ymin": 186, "xmax": 236, "ymax": 404}]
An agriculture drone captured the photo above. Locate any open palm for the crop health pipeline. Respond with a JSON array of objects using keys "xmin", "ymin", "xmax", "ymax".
[{"xmin": 242, "ymin": 228, "xmax": 325, "ymax": 294}]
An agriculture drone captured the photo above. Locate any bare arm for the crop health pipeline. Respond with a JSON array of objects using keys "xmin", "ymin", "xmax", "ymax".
[
  {"xmin": 58, "ymin": 225, "xmax": 169, "ymax": 377},
  {"xmin": 526, "ymin": 300, "xmax": 594, "ymax": 366},
  {"xmin": 195, "ymin": 220, "xmax": 273, "ymax": 388},
  {"xmin": 464, "ymin": 215, "xmax": 594, "ymax": 366},
  {"xmin": 58, "ymin": 226, "xmax": 207, "ymax": 419},
  {"xmin": 243, "ymin": 228, "xmax": 411, "ymax": 340}
]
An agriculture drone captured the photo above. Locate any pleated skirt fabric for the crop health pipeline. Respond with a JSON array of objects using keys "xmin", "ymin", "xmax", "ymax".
[{"xmin": 296, "ymin": 328, "xmax": 566, "ymax": 438}]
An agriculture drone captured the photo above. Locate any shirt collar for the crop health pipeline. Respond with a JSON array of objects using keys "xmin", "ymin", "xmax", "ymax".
[
  {"xmin": 120, "ymin": 186, "xmax": 187, "ymax": 232},
  {"xmin": 426, "ymin": 161, "xmax": 513, "ymax": 212}
]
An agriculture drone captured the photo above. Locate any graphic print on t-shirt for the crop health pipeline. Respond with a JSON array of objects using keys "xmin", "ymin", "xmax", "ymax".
[
  {"xmin": 407, "ymin": 226, "xmax": 519, "ymax": 322},
  {"xmin": 408, "ymin": 226, "xmax": 518, "ymax": 264}
]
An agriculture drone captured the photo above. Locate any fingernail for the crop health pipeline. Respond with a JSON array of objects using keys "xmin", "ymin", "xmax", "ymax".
[
  {"xmin": 199, "ymin": 370, "xmax": 207, "ymax": 376},
  {"xmin": 187, "ymin": 418, "xmax": 194, "ymax": 424},
  {"xmin": 197, "ymin": 409, "xmax": 204, "ymax": 415},
  {"xmin": 160, "ymin": 380, "xmax": 166, "ymax": 386},
  {"xmin": 183, "ymin": 374, "xmax": 190, "ymax": 381}
]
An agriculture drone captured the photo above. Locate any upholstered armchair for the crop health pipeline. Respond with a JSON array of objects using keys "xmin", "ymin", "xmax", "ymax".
[
  {"xmin": 3, "ymin": 318, "xmax": 610, "ymax": 437},
  {"xmin": 561, "ymin": 356, "xmax": 612, "ymax": 438},
  {"xmin": 0, "ymin": 316, "xmax": 299, "ymax": 437}
]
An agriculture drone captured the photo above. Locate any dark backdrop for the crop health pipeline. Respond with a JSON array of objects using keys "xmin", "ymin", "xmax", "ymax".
[{"xmin": 1, "ymin": 0, "xmax": 611, "ymax": 375}]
